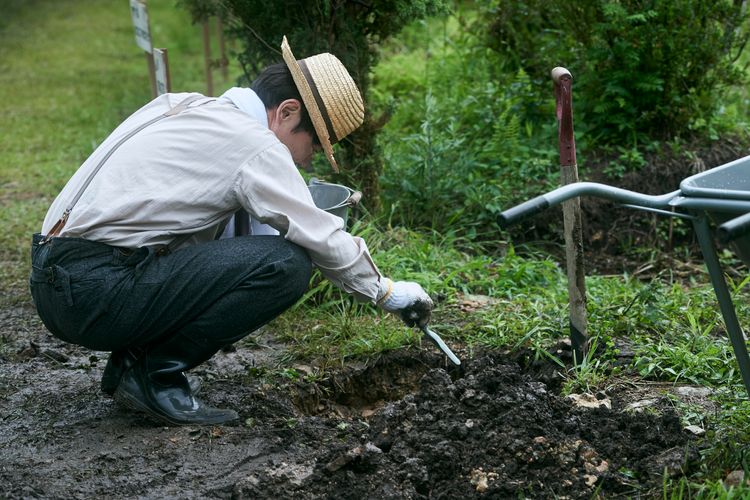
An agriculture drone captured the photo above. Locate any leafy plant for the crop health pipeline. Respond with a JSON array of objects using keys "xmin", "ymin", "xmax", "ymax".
[
  {"xmin": 483, "ymin": 0, "xmax": 749, "ymax": 147},
  {"xmin": 376, "ymin": 14, "xmax": 559, "ymax": 235}
]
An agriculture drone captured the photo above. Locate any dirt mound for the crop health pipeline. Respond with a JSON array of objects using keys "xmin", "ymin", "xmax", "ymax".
[
  {"xmin": 236, "ymin": 353, "xmax": 695, "ymax": 499},
  {"xmin": 1, "ymin": 305, "xmax": 698, "ymax": 499}
]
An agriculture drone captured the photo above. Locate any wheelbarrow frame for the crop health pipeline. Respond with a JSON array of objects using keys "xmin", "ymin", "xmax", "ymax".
[{"xmin": 498, "ymin": 155, "xmax": 750, "ymax": 396}]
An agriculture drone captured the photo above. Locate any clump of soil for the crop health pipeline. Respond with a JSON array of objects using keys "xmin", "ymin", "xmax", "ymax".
[{"xmin": 1, "ymin": 304, "xmax": 699, "ymax": 499}]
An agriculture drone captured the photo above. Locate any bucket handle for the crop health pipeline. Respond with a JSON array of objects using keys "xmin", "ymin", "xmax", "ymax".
[
  {"xmin": 309, "ymin": 177, "xmax": 362, "ymax": 207},
  {"xmin": 347, "ymin": 189, "xmax": 362, "ymax": 206}
]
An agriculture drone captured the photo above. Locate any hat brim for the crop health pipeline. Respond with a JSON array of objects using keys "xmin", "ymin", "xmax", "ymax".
[{"xmin": 281, "ymin": 36, "xmax": 338, "ymax": 172}]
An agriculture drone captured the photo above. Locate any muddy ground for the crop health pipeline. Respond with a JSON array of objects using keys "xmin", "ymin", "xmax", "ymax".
[{"xmin": 1, "ymin": 302, "xmax": 707, "ymax": 499}]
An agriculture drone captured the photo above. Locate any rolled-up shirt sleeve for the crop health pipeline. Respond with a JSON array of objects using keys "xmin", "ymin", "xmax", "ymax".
[{"xmin": 234, "ymin": 142, "xmax": 390, "ymax": 303}]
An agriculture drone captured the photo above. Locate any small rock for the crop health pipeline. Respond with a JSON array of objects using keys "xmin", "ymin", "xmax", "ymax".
[
  {"xmin": 724, "ymin": 470, "xmax": 747, "ymax": 488},
  {"xmin": 243, "ymin": 475, "xmax": 260, "ymax": 487},
  {"xmin": 363, "ymin": 442, "xmax": 383, "ymax": 455},
  {"xmin": 462, "ymin": 388, "xmax": 476, "ymax": 400},
  {"xmin": 567, "ymin": 393, "xmax": 611, "ymax": 410},
  {"xmin": 292, "ymin": 364, "xmax": 313, "ymax": 376},
  {"xmin": 469, "ymin": 468, "xmax": 497, "ymax": 493},
  {"xmin": 459, "ymin": 294, "xmax": 499, "ymax": 312},
  {"xmin": 626, "ymin": 399, "xmax": 659, "ymax": 412},
  {"xmin": 533, "ymin": 436, "xmax": 546, "ymax": 445},
  {"xmin": 674, "ymin": 386, "xmax": 713, "ymax": 398},
  {"xmin": 584, "ymin": 460, "xmax": 609, "ymax": 474},
  {"xmin": 684, "ymin": 425, "xmax": 705, "ymax": 437}
]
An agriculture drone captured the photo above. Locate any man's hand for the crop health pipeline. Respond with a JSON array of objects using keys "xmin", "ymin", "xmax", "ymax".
[{"xmin": 378, "ymin": 280, "xmax": 433, "ymax": 327}]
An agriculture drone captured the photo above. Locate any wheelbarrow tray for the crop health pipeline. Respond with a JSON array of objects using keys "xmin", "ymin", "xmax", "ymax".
[
  {"xmin": 498, "ymin": 154, "xmax": 750, "ymax": 396},
  {"xmin": 673, "ymin": 156, "xmax": 750, "ymax": 267},
  {"xmin": 680, "ymin": 156, "xmax": 750, "ymax": 200}
]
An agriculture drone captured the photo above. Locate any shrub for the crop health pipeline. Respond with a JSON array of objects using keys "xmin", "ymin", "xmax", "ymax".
[
  {"xmin": 484, "ymin": 0, "xmax": 749, "ymax": 145},
  {"xmin": 375, "ymin": 13, "xmax": 559, "ymax": 236},
  {"xmin": 178, "ymin": 0, "xmax": 448, "ymax": 207}
]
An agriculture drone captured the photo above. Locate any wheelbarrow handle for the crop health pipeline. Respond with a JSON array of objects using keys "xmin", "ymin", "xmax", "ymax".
[
  {"xmin": 498, "ymin": 182, "xmax": 681, "ymax": 228},
  {"xmin": 718, "ymin": 212, "xmax": 750, "ymax": 243},
  {"xmin": 497, "ymin": 196, "xmax": 550, "ymax": 228}
]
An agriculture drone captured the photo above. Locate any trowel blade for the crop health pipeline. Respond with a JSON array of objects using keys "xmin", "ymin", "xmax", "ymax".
[{"xmin": 421, "ymin": 325, "xmax": 461, "ymax": 365}]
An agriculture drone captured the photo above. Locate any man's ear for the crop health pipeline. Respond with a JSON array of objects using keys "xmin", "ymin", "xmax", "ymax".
[
  {"xmin": 278, "ymin": 99, "xmax": 302, "ymax": 120},
  {"xmin": 268, "ymin": 99, "xmax": 302, "ymax": 130}
]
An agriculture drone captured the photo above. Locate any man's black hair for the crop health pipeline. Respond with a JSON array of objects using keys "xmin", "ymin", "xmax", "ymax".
[{"xmin": 251, "ymin": 63, "xmax": 319, "ymax": 144}]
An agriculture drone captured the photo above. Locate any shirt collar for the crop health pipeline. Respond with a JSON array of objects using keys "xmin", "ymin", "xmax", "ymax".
[{"xmin": 219, "ymin": 87, "xmax": 269, "ymax": 128}]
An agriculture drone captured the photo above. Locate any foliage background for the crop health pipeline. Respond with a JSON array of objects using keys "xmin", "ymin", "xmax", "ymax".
[{"xmin": 179, "ymin": 0, "xmax": 449, "ymax": 208}]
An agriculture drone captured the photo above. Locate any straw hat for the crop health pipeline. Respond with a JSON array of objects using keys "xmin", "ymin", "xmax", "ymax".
[{"xmin": 281, "ymin": 36, "xmax": 364, "ymax": 172}]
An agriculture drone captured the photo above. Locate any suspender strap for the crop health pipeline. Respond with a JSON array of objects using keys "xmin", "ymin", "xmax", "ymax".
[{"xmin": 41, "ymin": 95, "xmax": 204, "ymax": 244}]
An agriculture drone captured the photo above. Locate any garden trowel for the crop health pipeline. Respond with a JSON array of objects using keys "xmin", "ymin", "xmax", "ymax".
[{"xmin": 420, "ymin": 325, "xmax": 461, "ymax": 365}]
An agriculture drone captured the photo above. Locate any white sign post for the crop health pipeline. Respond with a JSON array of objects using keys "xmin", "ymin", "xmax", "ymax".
[
  {"xmin": 153, "ymin": 48, "xmax": 171, "ymax": 96},
  {"xmin": 129, "ymin": 0, "xmax": 157, "ymax": 98}
]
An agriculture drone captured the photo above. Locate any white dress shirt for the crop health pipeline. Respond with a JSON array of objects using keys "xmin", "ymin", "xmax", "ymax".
[{"xmin": 42, "ymin": 91, "xmax": 388, "ymax": 303}]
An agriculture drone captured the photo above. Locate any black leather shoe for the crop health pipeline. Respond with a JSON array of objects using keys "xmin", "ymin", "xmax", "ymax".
[
  {"xmin": 114, "ymin": 367, "xmax": 237, "ymax": 426},
  {"xmin": 101, "ymin": 350, "xmax": 138, "ymax": 396},
  {"xmin": 113, "ymin": 333, "xmax": 237, "ymax": 426},
  {"xmin": 101, "ymin": 350, "xmax": 201, "ymax": 397}
]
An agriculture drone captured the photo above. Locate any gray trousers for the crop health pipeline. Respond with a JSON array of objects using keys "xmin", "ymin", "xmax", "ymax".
[{"xmin": 30, "ymin": 233, "xmax": 312, "ymax": 353}]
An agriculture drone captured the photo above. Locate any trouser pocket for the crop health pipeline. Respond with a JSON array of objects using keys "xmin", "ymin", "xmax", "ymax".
[
  {"xmin": 30, "ymin": 266, "xmax": 74, "ymax": 341},
  {"xmin": 29, "ymin": 236, "xmax": 112, "ymax": 345}
]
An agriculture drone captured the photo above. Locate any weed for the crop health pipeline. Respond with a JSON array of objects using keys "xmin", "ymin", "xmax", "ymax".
[{"xmin": 562, "ymin": 337, "xmax": 610, "ymax": 395}]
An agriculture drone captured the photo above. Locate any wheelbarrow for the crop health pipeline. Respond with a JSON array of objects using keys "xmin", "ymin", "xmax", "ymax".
[{"xmin": 498, "ymin": 154, "xmax": 750, "ymax": 397}]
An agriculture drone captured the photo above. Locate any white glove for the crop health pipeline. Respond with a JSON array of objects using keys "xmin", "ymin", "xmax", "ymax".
[{"xmin": 378, "ymin": 279, "xmax": 433, "ymax": 327}]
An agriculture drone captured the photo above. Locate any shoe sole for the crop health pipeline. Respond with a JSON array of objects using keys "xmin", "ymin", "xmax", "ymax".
[{"xmin": 114, "ymin": 387, "xmax": 236, "ymax": 426}]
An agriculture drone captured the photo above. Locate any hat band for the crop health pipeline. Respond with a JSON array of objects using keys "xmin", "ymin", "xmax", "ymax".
[{"xmin": 298, "ymin": 60, "xmax": 339, "ymax": 144}]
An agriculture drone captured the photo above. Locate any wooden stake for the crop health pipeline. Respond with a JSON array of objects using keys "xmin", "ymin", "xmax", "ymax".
[
  {"xmin": 153, "ymin": 48, "xmax": 171, "ymax": 95},
  {"xmin": 145, "ymin": 51, "xmax": 157, "ymax": 98},
  {"xmin": 551, "ymin": 67, "xmax": 588, "ymax": 363}
]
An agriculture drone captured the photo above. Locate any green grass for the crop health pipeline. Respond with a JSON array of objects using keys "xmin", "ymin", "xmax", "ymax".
[{"xmin": 0, "ymin": 0, "xmax": 238, "ymax": 304}]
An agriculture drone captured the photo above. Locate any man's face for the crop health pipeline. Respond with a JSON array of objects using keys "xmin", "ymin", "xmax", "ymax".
[{"xmin": 268, "ymin": 99, "xmax": 322, "ymax": 169}]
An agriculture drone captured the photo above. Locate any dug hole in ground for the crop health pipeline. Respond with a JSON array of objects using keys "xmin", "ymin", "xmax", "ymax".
[{"xmin": 1, "ymin": 301, "xmax": 706, "ymax": 499}]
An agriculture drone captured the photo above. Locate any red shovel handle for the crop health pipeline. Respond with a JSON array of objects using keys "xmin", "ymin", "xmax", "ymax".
[
  {"xmin": 551, "ymin": 67, "xmax": 572, "ymax": 85},
  {"xmin": 551, "ymin": 66, "xmax": 576, "ymax": 168}
]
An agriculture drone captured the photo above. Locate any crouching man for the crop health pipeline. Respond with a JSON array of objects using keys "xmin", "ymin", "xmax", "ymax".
[{"xmin": 30, "ymin": 37, "xmax": 432, "ymax": 426}]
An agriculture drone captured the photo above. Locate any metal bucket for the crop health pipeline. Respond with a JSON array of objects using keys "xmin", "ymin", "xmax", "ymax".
[{"xmin": 308, "ymin": 178, "xmax": 362, "ymax": 225}]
